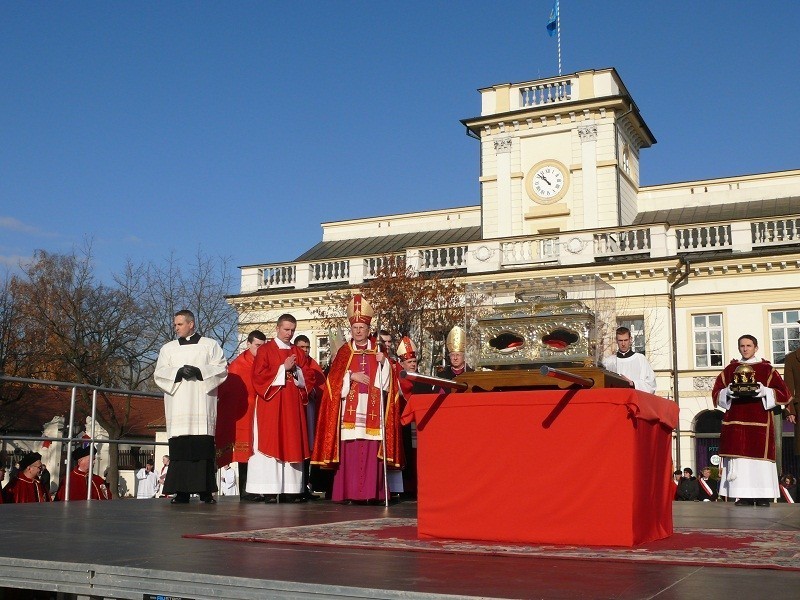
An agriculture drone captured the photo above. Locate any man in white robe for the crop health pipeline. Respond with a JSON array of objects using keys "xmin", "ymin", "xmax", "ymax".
[
  {"xmin": 154, "ymin": 309, "xmax": 227, "ymax": 504},
  {"xmin": 135, "ymin": 459, "xmax": 159, "ymax": 499},
  {"xmin": 602, "ymin": 326, "xmax": 657, "ymax": 394}
]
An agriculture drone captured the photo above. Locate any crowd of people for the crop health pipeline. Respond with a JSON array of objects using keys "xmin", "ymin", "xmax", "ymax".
[{"xmin": 2, "ymin": 303, "xmax": 799, "ymax": 507}]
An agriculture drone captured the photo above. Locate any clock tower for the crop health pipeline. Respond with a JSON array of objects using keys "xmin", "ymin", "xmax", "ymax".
[{"xmin": 461, "ymin": 68, "xmax": 655, "ymax": 239}]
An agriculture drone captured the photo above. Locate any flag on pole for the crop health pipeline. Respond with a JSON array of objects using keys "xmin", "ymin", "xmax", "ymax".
[{"xmin": 546, "ymin": 0, "xmax": 559, "ymax": 37}]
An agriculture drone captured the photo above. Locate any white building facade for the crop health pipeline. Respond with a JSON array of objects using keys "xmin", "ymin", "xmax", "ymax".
[{"xmin": 229, "ymin": 69, "xmax": 800, "ymax": 474}]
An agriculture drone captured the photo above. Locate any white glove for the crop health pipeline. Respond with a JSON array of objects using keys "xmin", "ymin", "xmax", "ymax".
[{"xmin": 755, "ymin": 383, "xmax": 768, "ymax": 398}]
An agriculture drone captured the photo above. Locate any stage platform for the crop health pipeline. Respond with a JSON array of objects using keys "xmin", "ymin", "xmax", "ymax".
[{"xmin": 1, "ymin": 498, "xmax": 799, "ymax": 599}]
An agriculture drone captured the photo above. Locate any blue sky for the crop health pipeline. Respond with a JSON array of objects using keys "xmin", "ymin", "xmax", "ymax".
[{"xmin": 2, "ymin": 1, "xmax": 799, "ymax": 282}]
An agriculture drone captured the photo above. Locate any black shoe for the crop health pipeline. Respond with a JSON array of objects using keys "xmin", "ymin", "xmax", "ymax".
[
  {"xmin": 755, "ymin": 499, "xmax": 771, "ymax": 507},
  {"xmin": 171, "ymin": 493, "xmax": 190, "ymax": 504},
  {"xmin": 734, "ymin": 499, "xmax": 755, "ymax": 506},
  {"xmin": 240, "ymin": 493, "xmax": 264, "ymax": 502},
  {"xmin": 263, "ymin": 494, "xmax": 278, "ymax": 503},
  {"xmin": 199, "ymin": 493, "xmax": 216, "ymax": 504}
]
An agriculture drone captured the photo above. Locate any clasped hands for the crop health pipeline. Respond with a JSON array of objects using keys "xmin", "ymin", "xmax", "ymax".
[{"xmin": 175, "ymin": 364, "xmax": 203, "ymax": 382}]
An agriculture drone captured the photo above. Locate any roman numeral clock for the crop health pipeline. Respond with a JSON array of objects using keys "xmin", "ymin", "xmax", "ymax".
[{"xmin": 524, "ymin": 159, "xmax": 570, "ymax": 205}]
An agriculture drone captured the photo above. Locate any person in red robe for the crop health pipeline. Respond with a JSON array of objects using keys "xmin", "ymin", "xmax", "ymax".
[
  {"xmin": 312, "ymin": 294, "xmax": 404, "ymax": 503},
  {"xmin": 2, "ymin": 452, "xmax": 51, "ymax": 503},
  {"xmin": 215, "ymin": 329, "xmax": 267, "ymax": 498},
  {"xmin": 54, "ymin": 446, "xmax": 112, "ymax": 501},
  {"xmin": 712, "ymin": 334, "xmax": 789, "ymax": 506},
  {"xmin": 293, "ymin": 334, "xmax": 326, "ymax": 500},
  {"xmin": 246, "ymin": 314, "xmax": 315, "ymax": 501}
]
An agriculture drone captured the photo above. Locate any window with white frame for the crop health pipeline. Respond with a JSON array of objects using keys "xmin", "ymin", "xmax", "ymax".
[
  {"xmin": 769, "ymin": 309, "xmax": 800, "ymax": 364},
  {"xmin": 617, "ymin": 317, "xmax": 646, "ymax": 355},
  {"xmin": 693, "ymin": 313, "xmax": 723, "ymax": 368},
  {"xmin": 316, "ymin": 335, "xmax": 330, "ymax": 369}
]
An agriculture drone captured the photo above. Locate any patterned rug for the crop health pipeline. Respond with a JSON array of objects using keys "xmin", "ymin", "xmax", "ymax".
[{"xmin": 184, "ymin": 517, "xmax": 800, "ymax": 571}]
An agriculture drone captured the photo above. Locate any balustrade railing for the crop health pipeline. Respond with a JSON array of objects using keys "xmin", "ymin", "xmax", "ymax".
[
  {"xmin": 364, "ymin": 255, "xmax": 405, "ymax": 279},
  {"xmin": 676, "ymin": 225, "xmax": 732, "ymax": 252},
  {"xmin": 594, "ymin": 228, "xmax": 651, "ymax": 258},
  {"xmin": 310, "ymin": 259, "xmax": 349, "ymax": 284},
  {"xmin": 261, "ymin": 264, "xmax": 296, "ymax": 288},
  {"xmin": 520, "ymin": 78, "xmax": 572, "ymax": 107},
  {"xmin": 419, "ymin": 245, "xmax": 468, "ymax": 272},
  {"xmin": 752, "ymin": 218, "xmax": 800, "ymax": 247},
  {"xmin": 501, "ymin": 238, "xmax": 560, "ymax": 266}
]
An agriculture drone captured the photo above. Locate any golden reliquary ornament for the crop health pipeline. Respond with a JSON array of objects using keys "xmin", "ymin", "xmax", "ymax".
[{"xmin": 730, "ymin": 363, "xmax": 759, "ymax": 397}]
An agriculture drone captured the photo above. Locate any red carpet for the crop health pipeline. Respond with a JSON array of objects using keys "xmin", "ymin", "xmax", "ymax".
[{"xmin": 185, "ymin": 517, "xmax": 800, "ymax": 571}]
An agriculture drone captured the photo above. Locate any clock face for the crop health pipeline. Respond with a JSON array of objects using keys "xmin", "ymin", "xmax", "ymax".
[
  {"xmin": 524, "ymin": 160, "xmax": 569, "ymax": 205},
  {"xmin": 532, "ymin": 165, "xmax": 565, "ymax": 199}
]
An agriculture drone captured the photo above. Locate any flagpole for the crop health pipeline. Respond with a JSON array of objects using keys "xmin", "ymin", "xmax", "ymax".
[{"xmin": 557, "ymin": 0, "xmax": 562, "ymax": 76}]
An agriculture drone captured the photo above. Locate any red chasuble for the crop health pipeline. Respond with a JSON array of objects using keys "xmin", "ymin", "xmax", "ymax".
[
  {"xmin": 251, "ymin": 340, "xmax": 314, "ymax": 463},
  {"xmin": 712, "ymin": 359, "xmax": 789, "ymax": 461},
  {"xmin": 2, "ymin": 474, "xmax": 51, "ymax": 503},
  {"xmin": 311, "ymin": 341, "xmax": 404, "ymax": 469},
  {"xmin": 215, "ymin": 350, "xmax": 257, "ymax": 466},
  {"xmin": 54, "ymin": 467, "xmax": 112, "ymax": 501}
]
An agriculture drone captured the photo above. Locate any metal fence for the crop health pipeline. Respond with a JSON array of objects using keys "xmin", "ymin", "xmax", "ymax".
[{"xmin": 0, "ymin": 375, "xmax": 166, "ymax": 501}]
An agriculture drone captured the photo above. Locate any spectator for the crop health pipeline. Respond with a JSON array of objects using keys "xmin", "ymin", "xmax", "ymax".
[
  {"xmin": 778, "ymin": 474, "xmax": 797, "ymax": 503},
  {"xmin": 697, "ymin": 466, "xmax": 719, "ymax": 501},
  {"xmin": 220, "ymin": 464, "xmax": 237, "ymax": 496},
  {"xmin": 2, "ymin": 453, "xmax": 51, "ymax": 503},
  {"xmin": 676, "ymin": 467, "xmax": 700, "ymax": 501},
  {"xmin": 55, "ymin": 446, "xmax": 112, "ymax": 501}
]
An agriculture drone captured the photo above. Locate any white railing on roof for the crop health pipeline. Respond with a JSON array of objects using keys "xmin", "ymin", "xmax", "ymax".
[
  {"xmin": 520, "ymin": 78, "xmax": 572, "ymax": 107},
  {"xmin": 261, "ymin": 264, "xmax": 296, "ymax": 289},
  {"xmin": 364, "ymin": 255, "xmax": 405, "ymax": 280},
  {"xmin": 752, "ymin": 217, "xmax": 800, "ymax": 247},
  {"xmin": 501, "ymin": 237, "xmax": 560, "ymax": 266},
  {"xmin": 310, "ymin": 260, "xmax": 349, "ymax": 284},
  {"xmin": 676, "ymin": 225, "xmax": 732, "ymax": 252},
  {"xmin": 419, "ymin": 245, "xmax": 468, "ymax": 272},
  {"xmin": 247, "ymin": 216, "xmax": 800, "ymax": 291},
  {"xmin": 594, "ymin": 228, "xmax": 651, "ymax": 258}
]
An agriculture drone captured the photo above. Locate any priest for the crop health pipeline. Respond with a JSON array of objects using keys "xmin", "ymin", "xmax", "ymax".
[
  {"xmin": 154, "ymin": 309, "xmax": 227, "ymax": 504},
  {"xmin": 54, "ymin": 446, "xmax": 112, "ymax": 501},
  {"xmin": 215, "ymin": 329, "xmax": 267, "ymax": 498},
  {"xmin": 2, "ymin": 452, "xmax": 50, "ymax": 503},
  {"xmin": 712, "ymin": 334, "xmax": 789, "ymax": 506},
  {"xmin": 438, "ymin": 326, "xmax": 473, "ymax": 380},
  {"xmin": 602, "ymin": 326, "xmax": 657, "ymax": 393},
  {"xmin": 247, "ymin": 314, "xmax": 315, "ymax": 502},
  {"xmin": 312, "ymin": 294, "xmax": 404, "ymax": 503}
]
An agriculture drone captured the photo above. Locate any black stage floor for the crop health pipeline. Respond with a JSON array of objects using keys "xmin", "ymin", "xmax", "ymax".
[{"xmin": 1, "ymin": 497, "xmax": 799, "ymax": 599}]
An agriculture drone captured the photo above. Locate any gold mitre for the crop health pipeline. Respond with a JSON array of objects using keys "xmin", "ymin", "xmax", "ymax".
[
  {"xmin": 347, "ymin": 293, "xmax": 374, "ymax": 325},
  {"xmin": 446, "ymin": 326, "xmax": 467, "ymax": 353},
  {"xmin": 397, "ymin": 336, "xmax": 417, "ymax": 361}
]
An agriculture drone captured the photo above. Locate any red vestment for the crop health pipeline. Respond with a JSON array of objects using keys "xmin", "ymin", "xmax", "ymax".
[
  {"xmin": 215, "ymin": 349, "xmax": 257, "ymax": 466},
  {"xmin": 2, "ymin": 474, "xmax": 51, "ymax": 503},
  {"xmin": 54, "ymin": 467, "xmax": 112, "ymax": 501},
  {"xmin": 311, "ymin": 341, "xmax": 403, "ymax": 469},
  {"xmin": 712, "ymin": 359, "xmax": 789, "ymax": 461},
  {"xmin": 251, "ymin": 339, "xmax": 314, "ymax": 463}
]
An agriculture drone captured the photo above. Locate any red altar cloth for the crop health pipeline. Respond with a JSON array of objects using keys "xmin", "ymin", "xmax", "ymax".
[{"xmin": 401, "ymin": 388, "xmax": 678, "ymax": 547}]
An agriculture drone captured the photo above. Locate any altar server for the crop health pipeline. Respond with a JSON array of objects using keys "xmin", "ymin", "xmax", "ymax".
[
  {"xmin": 602, "ymin": 326, "xmax": 657, "ymax": 393},
  {"xmin": 154, "ymin": 309, "xmax": 227, "ymax": 504},
  {"xmin": 712, "ymin": 334, "xmax": 789, "ymax": 506}
]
